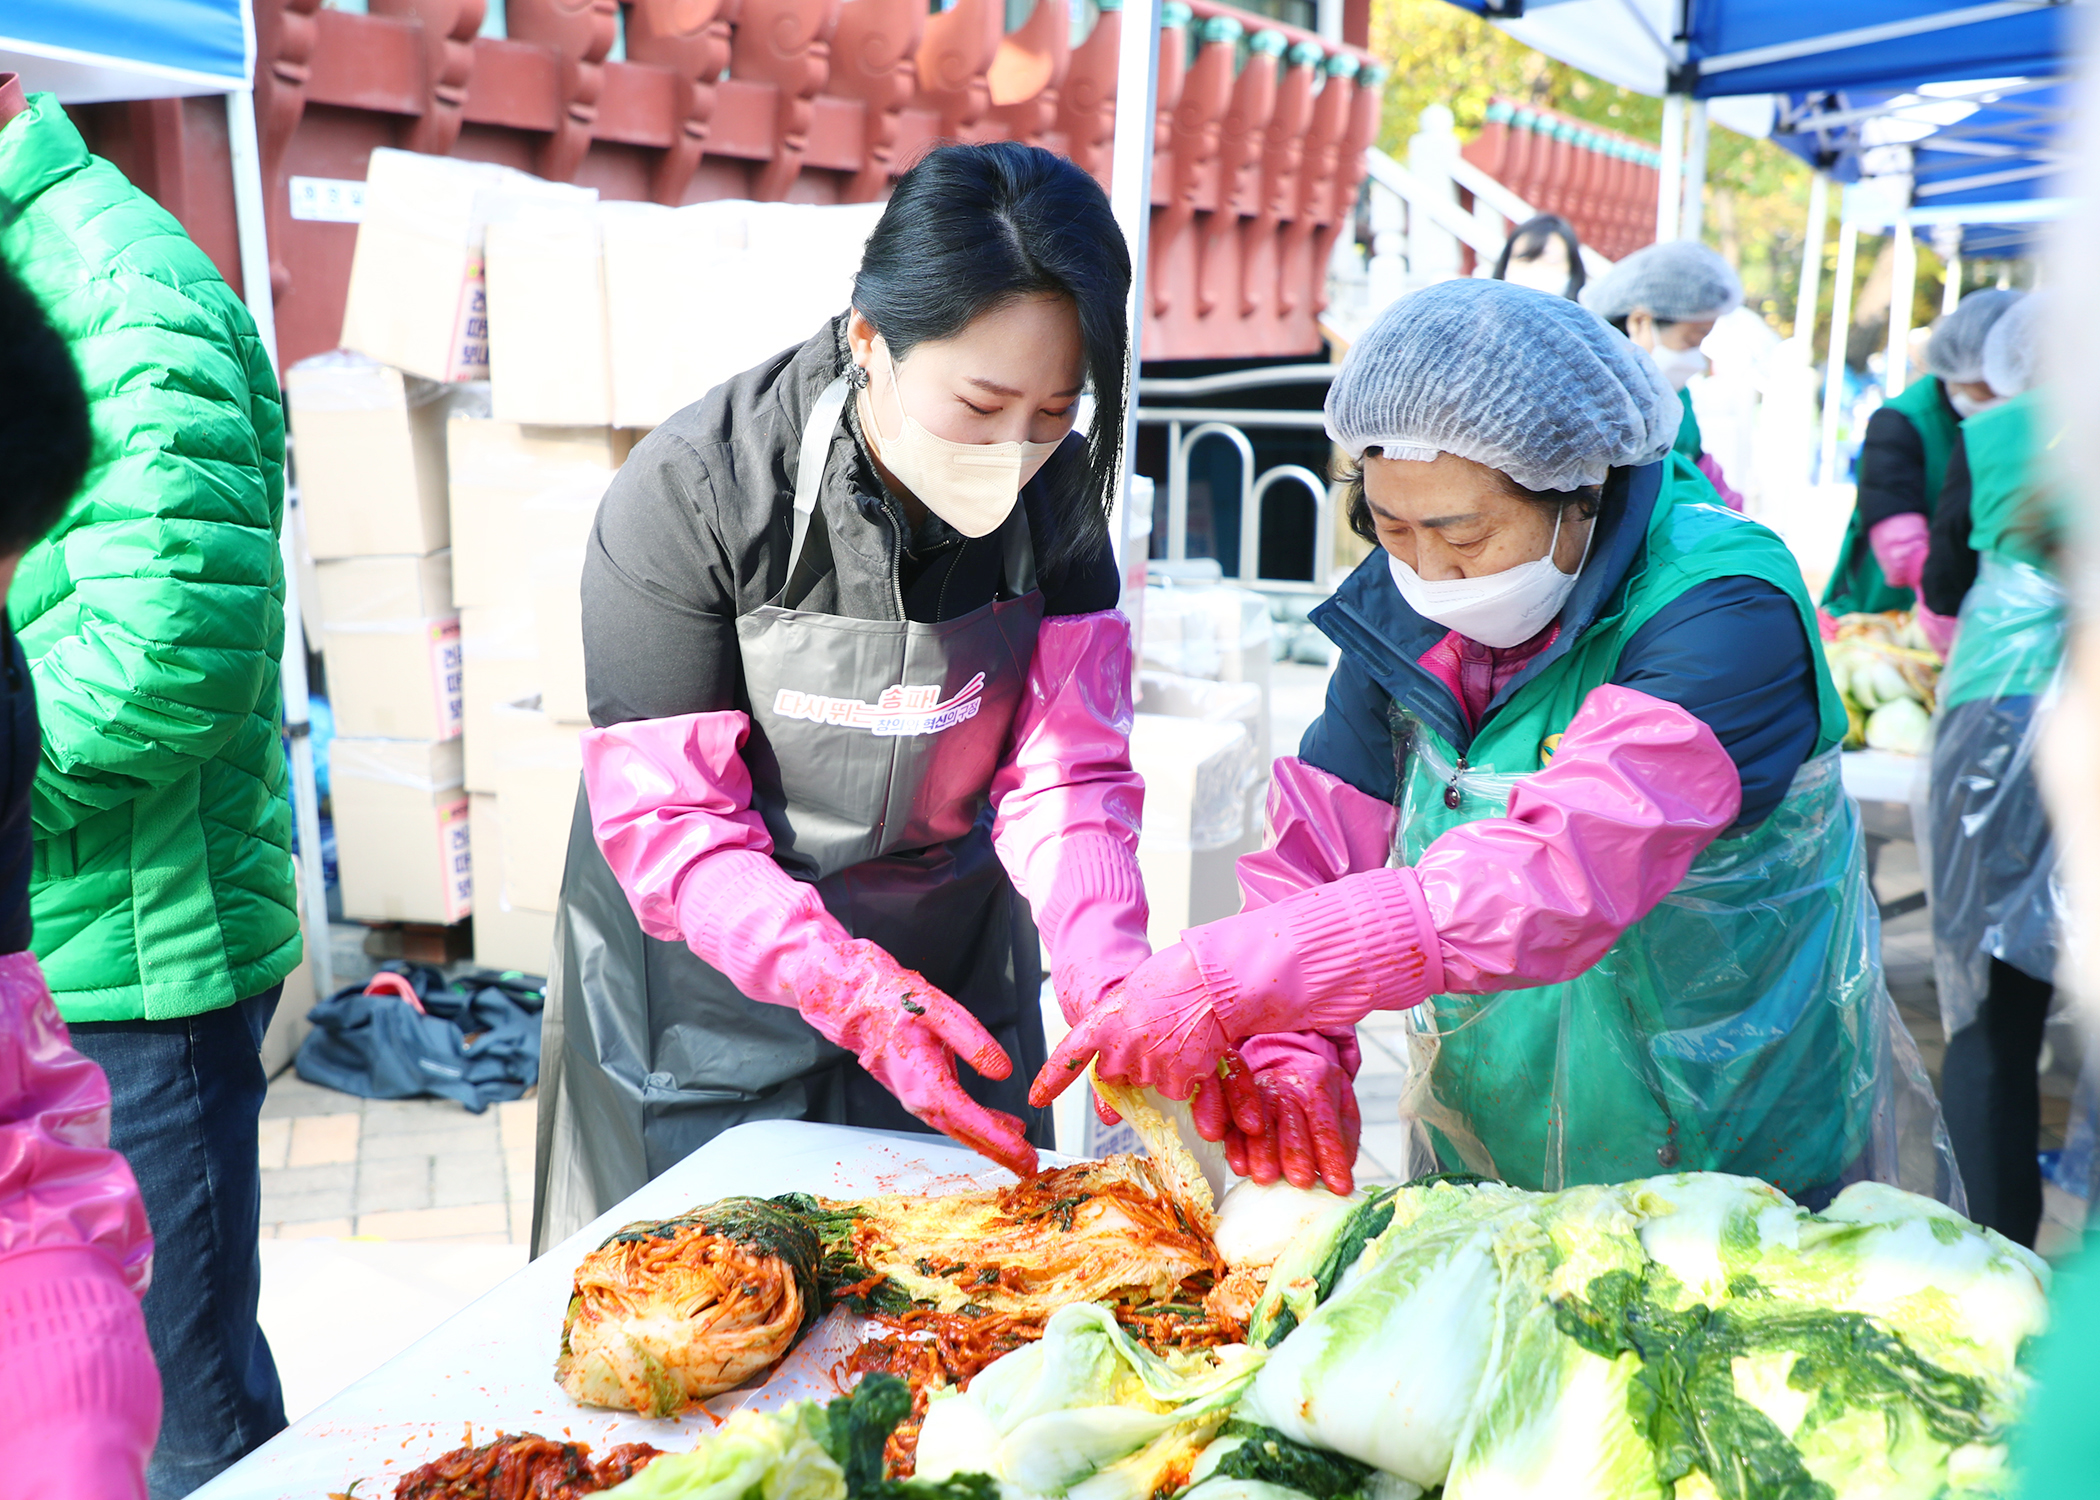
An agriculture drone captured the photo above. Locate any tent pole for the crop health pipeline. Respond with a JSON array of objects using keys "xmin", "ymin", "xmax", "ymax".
[
  {"xmin": 1108, "ymin": 0, "xmax": 1160, "ymax": 506},
  {"xmin": 1820, "ymin": 193, "xmax": 1859, "ymax": 486},
  {"xmin": 1656, "ymin": 93, "xmax": 1685, "ymax": 242},
  {"xmin": 1943, "ymin": 253, "xmax": 1963, "ymax": 314},
  {"xmin": 1795, "ymin": 170, "xmax": 1829, "ymax": 345},
  {"xmin": 1680, "ymin": 99, "xmax": 1709, "ymax": 240},
  {"xmin": 1887, "ymin": 219, "xmax": 1917, "ymax": 397},
  {"xmin": 226, "ymin": 86, "xmax": 334, "ymax": 1007}
]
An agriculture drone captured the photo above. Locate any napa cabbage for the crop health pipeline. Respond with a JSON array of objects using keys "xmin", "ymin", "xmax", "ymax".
[
  {"xmin": 914, "ymin": 1302, "xmax": 1263, "ymax": 1497},
  {"xmin": 1221, "ymin": 1172, "xmax": 2046, "ymax": 1500}
]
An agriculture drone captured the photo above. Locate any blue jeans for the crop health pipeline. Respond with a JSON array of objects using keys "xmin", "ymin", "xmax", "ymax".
[{"xmin": 70, "ymin": 987, "xmax": 288, "ymax": 1498}]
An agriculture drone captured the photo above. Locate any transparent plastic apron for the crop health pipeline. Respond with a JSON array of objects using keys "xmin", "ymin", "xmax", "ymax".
[
  {"xmin": 1925, "ymin": 555, "xmax": 2068, "ymax": 1040},
  {"xmin": 1384, "ymin": 731, "xmax": 1959, "ymax": 1208},
  {"xmin": 535, "ymin": 377, "xmax": 1049, "ymax": 1250}
]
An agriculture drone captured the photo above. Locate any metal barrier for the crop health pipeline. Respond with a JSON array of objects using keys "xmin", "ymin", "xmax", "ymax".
[{"xmin": 1137, "ymin": 364, "xmax": 1341, "ymax": 596}]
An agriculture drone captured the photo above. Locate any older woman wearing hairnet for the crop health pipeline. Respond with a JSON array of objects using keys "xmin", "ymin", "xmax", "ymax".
[
  {"xmin": 1822, "ymin": 287, "xmax": 2022, "ymax": 619},
  {"xmin": 1035, "ymin": 279, "xmax": 1948, "ymax": 1205},
  {"xmin": 1583, "ymin": 240, "xmax": 1745, "ymax": 508},
  {"xmin": 1920, "ymin": 294, "xmax": 2068, "ymax": 1245}
]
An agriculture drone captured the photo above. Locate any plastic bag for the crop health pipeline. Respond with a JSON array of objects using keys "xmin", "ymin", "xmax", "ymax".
[
  {"xmin": 1926, "ymin": 556, "xmax": 2068, "ymax": 1040},
  {"xmin": 295, "ymin": 962, "xmax": 546, "ymax": 1114},
  {"xmin": 1383, "ymin": 739, "xmax": 1961, "ymax": 1210}
]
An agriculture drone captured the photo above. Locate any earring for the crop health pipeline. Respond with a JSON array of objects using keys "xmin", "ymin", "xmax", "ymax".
[{"xmin": 848, "ymin": 363, "xmax": 869, "ymax": 390}]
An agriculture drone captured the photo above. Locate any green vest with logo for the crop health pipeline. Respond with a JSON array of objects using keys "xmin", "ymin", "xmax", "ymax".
[
  {"xmin": 1821, "ymin": 376, "xmax": 1960, "ymax": 617},
  {"xmin": 1672, "ymin": 387, "xmax": 1702, "ymax": 461},
  {"xmin": 1939, "ymin": 388, "xmax": 2065, "ymax": 711},
  {"xmin": 1392, "ymin": 464, "xmax": 1900, "ymax": 1196}
]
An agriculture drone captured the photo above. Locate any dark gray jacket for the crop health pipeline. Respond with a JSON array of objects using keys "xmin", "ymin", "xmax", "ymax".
[{"xmin": 584, "ymin": 318, "xmax": 1119, "ymax": 727}]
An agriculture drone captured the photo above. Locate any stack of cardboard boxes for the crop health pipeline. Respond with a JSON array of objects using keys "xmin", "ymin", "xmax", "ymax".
[
  {"xmin": 288, "ymin": 355, "xmax": 471, "ymax": 934},
  {"xmin": 451, "ymin": 416, "xmax": 635, "ymax": 971}
]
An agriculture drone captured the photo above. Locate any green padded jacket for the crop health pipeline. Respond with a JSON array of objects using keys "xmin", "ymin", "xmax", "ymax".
[{"xmin": 0, "ymin": 94, "xmax": 301, "ymax": 1021}]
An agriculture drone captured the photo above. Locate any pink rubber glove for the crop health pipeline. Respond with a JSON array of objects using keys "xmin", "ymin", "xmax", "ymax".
[
  {"xmin": 1868, "ymin": 511, "xmax": 1930, "ymax": 591},
  {"xmin": 1916, "ymin": 603, "xmax": 1960, "ymax": 660},
  {"xmin": 1183, "ymin": 759, "xmax": 1395, "ymax": 1168},
  {"xmin": 1194, "ymin": 1031, "xmax": 1362, "ymax": 1193},
  {"xmin": 0, "ymin": 950, "xmax": 161, "ymax": 1498},
  {"xmin": 1033, "ymin": 686, "xmax": 1741, "ymax": 1105},
  {"xmin": 585, "ymin": 713, "xmax": 1038, "ymax": 1178},
  {"xmin": 990, "ymin": 611, "xmax": 1151, "ymax": 1025},
  {"xmin": 1235, "ymin": 756, "xmax": 1399, "ymax": 911}
]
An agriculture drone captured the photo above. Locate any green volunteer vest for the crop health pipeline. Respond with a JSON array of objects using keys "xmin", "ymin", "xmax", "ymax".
[
  {"xmin": 1392, "ymin": 465, "xmax": 1887, "ymax": 1195},
  {"xmin": 1672, "ymin": 387, "xmax": 1702, "ymax": 461},
  {"xmin": 1671, "ymin": 382, "xmax": 1705, "ymax": 457},
  {"xmin": 1821, "ymin": 376, "xmax": 1960, "ymax": 617},
  {"xmin": 1939, "ymin": 389, "xmax": 2066, "ymax": 711}
]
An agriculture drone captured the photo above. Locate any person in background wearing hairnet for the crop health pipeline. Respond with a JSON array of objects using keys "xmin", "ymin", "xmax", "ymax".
[
  {"xmin": 1921, "ymin": 292, "xmax": 2031, "ymax": 649},
  {"xmin": 1821, "ymin": 288, "xmax": 2022, "ymax": 620},
  {"xmin": 1033, "ymin": 280, "xmax": 1942, "ymax": 1202},
  {"xmin": 1919, "ymin": 295, "xmax": 2067, "ymax": 1246},
  {"xmin": 1492, "ymin": 214, "xmax": 1587, "ymax": 302},
  {"xmin": 1582, "ymin": 240, "xmax": 1746, "ymax": 510}
]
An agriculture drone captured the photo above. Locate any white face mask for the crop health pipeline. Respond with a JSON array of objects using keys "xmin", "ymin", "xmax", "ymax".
[
  {"xmin": 862, "ymin": 348, "xmax": 1063, "ymax": 537},
  {"xmin": 1948, "ymin": 390, "xmax": 2000, "ymax": 419},
  {"xmin": 1387, "ymin": 505, "xmax": 1592, "ymax": 649},
  {"xmin": 1650, "ymin": 341, "xmax": 1709, "ymax": 392}
]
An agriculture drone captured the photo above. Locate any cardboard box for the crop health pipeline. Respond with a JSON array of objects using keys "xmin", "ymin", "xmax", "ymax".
[
  {"xmin": 340, "ymin": 149, "xmax": 596, "ymax": 384},
  {"xmin": 1129, "ymin": 713, "xmax": 1257, "ymax": 950},
  {"xmin": 1139, "ymin": 669, "xmax": 1269, "ymax": 775},
  {"xmin": 469, "ymin": 792, "xmax": 557, "ymax": 977},
  {"xmin": 485, "ymin": 197, "xmax": 612, "ymax": 426},
  {"xmin": 445, "ymin": 417, "xmax": 631, "ymax": 611},
  {"xmin": 314, "ymin": 552, "xmax": 455, "ymax": 629},
  {"xmin": 288, "ymin": 353, "xmax": 454, "ymax": 559},
  {"xmin": 489, "ymin": 700, "xmax": 585, "ymax": 913},
  {"xmin": 460, "ymin": 605, "xmax": 542, "ymax": 794},
  {"xmin": 532, "ymin": 548, "xmax": 588, "ymax": 725},
  {"xmin": 323, "ymin": 617, "xmax": 463, "ymax": 741},
  {"xmin": 599, "ymin": 200, "xmax": 884, "ymax": 427},
  {"xmin": 331, "ymin": 737, "xmax": 472, "ymax": 925},
  {"xmin": 1141, "ymin": 582, "xmax": 1275, "ymax": 696}
]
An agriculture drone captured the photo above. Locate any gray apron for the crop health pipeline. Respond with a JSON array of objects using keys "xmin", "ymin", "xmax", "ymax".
[{"xmin": 533, "ymin": 377, "xmax": 1051, "ymax": 1252}]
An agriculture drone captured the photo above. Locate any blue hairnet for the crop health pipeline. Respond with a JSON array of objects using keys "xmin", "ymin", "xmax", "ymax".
[
  {"xmin": 1980, "ymin": 292, "xmax": 2041, "ymax": 396},
  {"xmin": 1325, "ymin": 278, "xmax": 1680, "ymax": 491},
  {"xmin": 1928, "ymin": 288, "xmax": 2022, "ymax": 384},
  {"xmin": 1579, "ymin": 240, "xmax": 1742, "ymax": 324}
]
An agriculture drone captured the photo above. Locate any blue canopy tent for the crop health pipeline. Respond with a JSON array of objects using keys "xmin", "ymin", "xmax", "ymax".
[
  {"xmin": 0, "ymin": 0, "xmax": 253, "ymax": 100},
  {"xmin": 1437, "ymin": 0, "xmax": 2070, "ymax": 482},
  {"xmin": 1437, "ymin": 0, "xmax": 2071, "ymax": 235},
  {"xmin": 1770, "ymin": 79, "xmax": 2068, "ymax": 255},
  {"xmin": 0, "ymin": 0, "xmax": 333, "ymax": 1001}
]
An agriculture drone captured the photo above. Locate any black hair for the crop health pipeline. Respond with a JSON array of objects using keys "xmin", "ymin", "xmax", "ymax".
[
  {"xmin": 1492, "ymin": 214, "xmax": 1587, "ymax": 302},
  {"xmin": 1604, "ymin": 312, "xmax": 1679, "ymax": 337},
  {"xmin": 852, "ymin": 142, "xmax": 1131, "ymax": 572},
  {"xmin": 1339, "ymin": 448, "xmax": 1603, "ymax": 548},
  {"xmin": 0, "ymin": 253, "xmax": 88, "ymax": 556}
]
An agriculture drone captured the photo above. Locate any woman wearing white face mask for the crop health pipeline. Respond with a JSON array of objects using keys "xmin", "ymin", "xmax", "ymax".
[
  {"xmin": 532, "ymin": 144, "xmax": 1151, "ymax": 1245},
  {"xmin": 1820, "ymin": 286, "xmax": 2023, "ymax": 619},
  {"xmin": 1034, "ymin": 279, "xmax": 1953, "ymax": 1209},
  {"xmin": 1581, "ymin": 240, "xmax": 1744, "ymax": 509}
]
